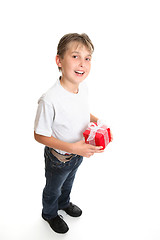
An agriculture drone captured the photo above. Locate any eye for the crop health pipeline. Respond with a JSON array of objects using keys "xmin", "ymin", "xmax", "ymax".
[
  {"xmin": 73, "ymin": 55, "xmax": 78, "ymax": 59},
  {"xmin": 86, "ymin": 57, "xmax": 91, "ymax": 61}
]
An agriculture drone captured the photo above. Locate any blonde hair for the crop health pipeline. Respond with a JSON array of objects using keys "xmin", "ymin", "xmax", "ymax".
[{"xmin": 57, "ymin": 33, "xmax": 94, "ymax": 71}]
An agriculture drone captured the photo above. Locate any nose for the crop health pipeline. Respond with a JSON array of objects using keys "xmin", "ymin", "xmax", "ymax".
[{"xmin": 79, "ymin": 58, "xmax": 85, "ymax": 67}]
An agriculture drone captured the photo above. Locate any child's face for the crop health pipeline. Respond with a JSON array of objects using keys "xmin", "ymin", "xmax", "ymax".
[{"xmin": 56, "ymin": 41, "xmax": 92, "ymax": 86}]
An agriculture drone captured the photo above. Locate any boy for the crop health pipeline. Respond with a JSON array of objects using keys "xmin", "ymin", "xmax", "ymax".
[{"xmin": 34, "ymin": 33, "xmax": 104, "ymax": 234}]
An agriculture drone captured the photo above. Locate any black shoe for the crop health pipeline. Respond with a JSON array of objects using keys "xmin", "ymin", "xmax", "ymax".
[
  {"xmin": 62, "ymin": 202, "xmax": 82, "ymax": 217},
  {"xmin": 42, "ymin": 214, "xmax": 69, "ymax": 234}
]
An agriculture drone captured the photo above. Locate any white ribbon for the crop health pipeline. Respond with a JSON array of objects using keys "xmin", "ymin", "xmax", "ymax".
[{"xmin": 87, "ymin": 120, "xmax": 108, "ymax": 143}]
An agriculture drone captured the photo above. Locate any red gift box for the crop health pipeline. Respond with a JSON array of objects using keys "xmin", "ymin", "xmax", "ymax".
[{"xmin": 83, "ymin": 122, "xmax": 111, "ymax": 150}]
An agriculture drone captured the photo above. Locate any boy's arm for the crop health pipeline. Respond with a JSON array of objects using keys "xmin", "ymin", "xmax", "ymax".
[
  {"xmin": 90, "ymin": 113, "xmax": 98, "ymax": 123},
  {"xmin": 34, "ymin": 131, "xmax": 103, "ymax": 158}
]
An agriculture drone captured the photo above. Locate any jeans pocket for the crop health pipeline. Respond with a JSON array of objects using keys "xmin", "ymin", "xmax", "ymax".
[{"xmin": 45, "ymin": 152, "xmax": 65, "ymax": 170}]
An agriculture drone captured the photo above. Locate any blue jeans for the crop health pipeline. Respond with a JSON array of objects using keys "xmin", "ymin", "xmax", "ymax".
[{"xmin": 42, "ymin": 146, "xmax": 83, "ymax": 220}]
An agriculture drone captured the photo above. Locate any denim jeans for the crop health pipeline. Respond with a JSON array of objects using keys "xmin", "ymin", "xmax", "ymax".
[{"xmin": 42, "ymin": 146, "xmax": 83, "ymax": 220}]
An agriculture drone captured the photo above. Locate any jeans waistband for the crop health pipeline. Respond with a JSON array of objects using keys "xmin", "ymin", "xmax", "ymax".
[{"xmin": 49, "ymin": 148, "xmax": 77, "ymax": 162}]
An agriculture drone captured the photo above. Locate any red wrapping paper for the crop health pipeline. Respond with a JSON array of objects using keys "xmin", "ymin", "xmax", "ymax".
[{"xmin": 83, "ymin": 122, "xmax": 111, "ymax": 150}]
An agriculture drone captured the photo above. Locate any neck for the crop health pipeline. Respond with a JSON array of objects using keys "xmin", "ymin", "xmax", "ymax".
[{"xmin": 60, "ymin": 77, "xmax": 79, "ymax": 94}]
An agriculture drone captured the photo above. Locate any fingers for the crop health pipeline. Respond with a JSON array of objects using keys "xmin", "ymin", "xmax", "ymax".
[
  {"xmin": 88, "ymin": 144, "xmax": 102, "ymax": 149},
  {"xmin": 89, "ymin": 144, "xmax": 103, "ymax": 151},
  {"xmin": 90, "ymin": 149, "xmax": 104, "ymax": 154},
  {"xmin": 87, "ymin": 144, "xmax": 104, "ymax": 154},
  {"xmin": 110, "ymin": 131, "xmax": 113, "ymax": 142},
  {"xmin": 86, "ymin": 149, "xmax": 104, "ymax": 158}
]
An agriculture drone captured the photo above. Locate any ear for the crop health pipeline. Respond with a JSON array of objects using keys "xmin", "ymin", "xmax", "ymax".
[{"xmin": 55, "ymin": 55, "xmax": 62, "ymax": 68}]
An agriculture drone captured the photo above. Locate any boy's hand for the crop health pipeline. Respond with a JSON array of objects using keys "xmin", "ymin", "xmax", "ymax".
[
  {"xmin": 110, "ymin": 130, "xmax": 113, "ymax": 142},
  {"xmin": 71, "ymin": 140, "xmax": 104, "ymax": 158}
]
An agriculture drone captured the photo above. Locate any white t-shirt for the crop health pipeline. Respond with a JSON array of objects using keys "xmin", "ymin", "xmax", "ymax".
[{"xmin": 34, "ymin": 79, "xmax": 90, "ymax": 154}]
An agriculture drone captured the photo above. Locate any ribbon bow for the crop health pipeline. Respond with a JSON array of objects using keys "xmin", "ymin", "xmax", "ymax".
[{"xmin": 87, "ymin": 120, "xmax": 108, "ymax": 142}]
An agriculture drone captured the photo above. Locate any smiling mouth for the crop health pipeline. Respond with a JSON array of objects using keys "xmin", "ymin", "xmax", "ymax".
[{"xmin": 74, "ymin": 70, "xmax": 85, "ymax": 75}]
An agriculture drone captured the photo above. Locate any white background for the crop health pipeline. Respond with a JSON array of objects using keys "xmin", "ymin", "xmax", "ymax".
[{"xmin": 0, "ymin": 0, "xmax": 160, "ymax": 239}]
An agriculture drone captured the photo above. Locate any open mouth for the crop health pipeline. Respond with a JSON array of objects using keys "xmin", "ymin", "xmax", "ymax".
[{"xmin": 74, "ymin": 70, "xmax": 85, "ymax": 76}]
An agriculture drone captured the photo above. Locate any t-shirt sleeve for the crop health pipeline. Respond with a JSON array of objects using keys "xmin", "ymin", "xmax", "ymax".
[{"xmin": 34, "ymin": 99, "xmax": 54, "ymax": 137}]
